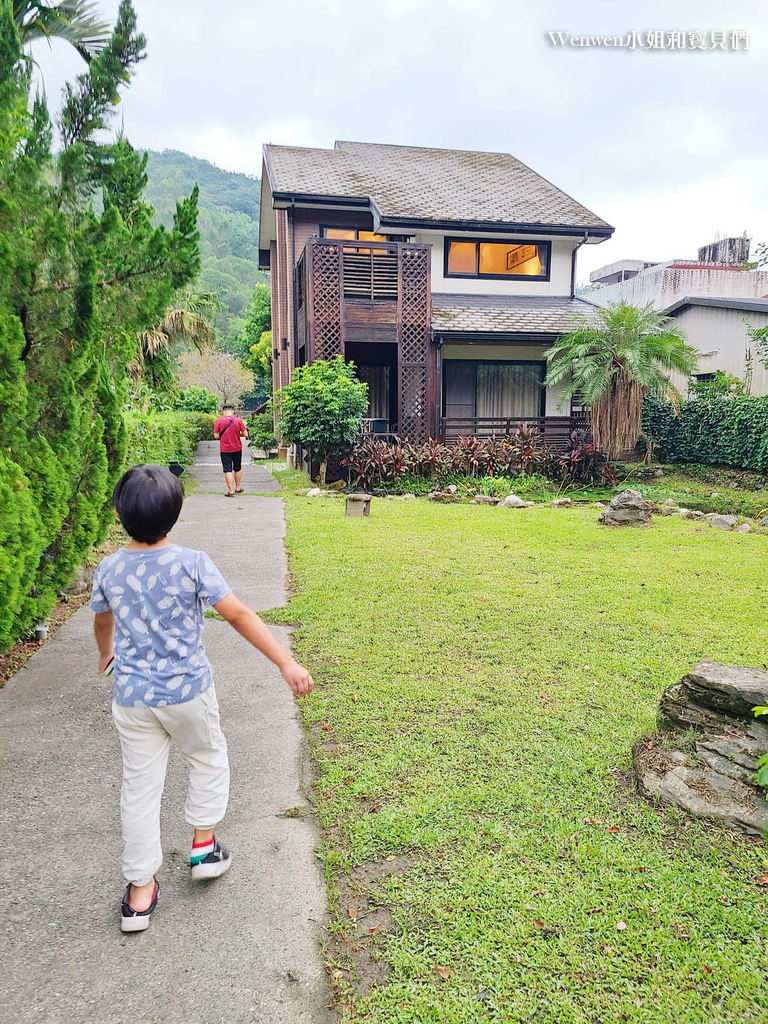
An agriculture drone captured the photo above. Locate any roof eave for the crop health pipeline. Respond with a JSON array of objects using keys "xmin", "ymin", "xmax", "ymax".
[
  {"xmin": 271, "ymin": 190, "xmax": 371, "ymax": 210},
  {"xmin": 433, "ymin": 330, "xmax": 562, "ymax": 343},
  {"xmin": 378, "ymin": 215, "xmax": 613, "ymax": 239}
]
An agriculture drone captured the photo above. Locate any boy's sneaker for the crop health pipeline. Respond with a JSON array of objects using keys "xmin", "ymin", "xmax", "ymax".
[
  {"xmin": 190, "ymin": 835, "xmax": 232, "ymax": 881},
  {"xmin": 120, "ymin": 880, "xmax": 159, "ymax": 933}
]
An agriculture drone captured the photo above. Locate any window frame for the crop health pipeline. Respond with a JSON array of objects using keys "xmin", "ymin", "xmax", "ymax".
[
  {"xmin": 442, "ymin": 358, "xmax": 547, "ymax": 419},
  {"xmin": 443, "ymin": 237, "xmax": 552, "ymax": 282}
]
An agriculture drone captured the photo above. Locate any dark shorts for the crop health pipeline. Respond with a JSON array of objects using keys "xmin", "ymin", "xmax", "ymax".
[{"xmin": 220, "ymin": 450, "xmax": 242, "ymax": 473}]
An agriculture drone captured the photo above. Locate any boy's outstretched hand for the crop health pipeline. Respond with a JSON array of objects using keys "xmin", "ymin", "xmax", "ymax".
[
  {"xmin": 280, "ymin": 659, "xmax": 314, "ymax": 696},
  {"xmin": 214, "ymin": 593, "xmax": 315, "ymax": 697}
]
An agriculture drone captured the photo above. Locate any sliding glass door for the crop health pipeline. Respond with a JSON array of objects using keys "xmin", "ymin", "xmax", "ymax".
[{"xmin": 443, "ymin": 360, "xmax": 545, "ymax": 431}]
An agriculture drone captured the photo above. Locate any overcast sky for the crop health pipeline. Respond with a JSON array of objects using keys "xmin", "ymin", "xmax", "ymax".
[{"xmin": 31, "ymin": 0, "xmax": 768, "ymax": 282}]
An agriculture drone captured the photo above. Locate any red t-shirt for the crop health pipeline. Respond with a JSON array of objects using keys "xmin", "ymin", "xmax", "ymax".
[{"xmin": 214, "ymin": 416, "xmax": 246, "ymax": 453}]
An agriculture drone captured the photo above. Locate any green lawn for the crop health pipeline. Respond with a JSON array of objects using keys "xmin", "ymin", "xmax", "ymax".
[{"xmin": 274, "ymin": 491, "xmax": 768, "ymax": 1022}]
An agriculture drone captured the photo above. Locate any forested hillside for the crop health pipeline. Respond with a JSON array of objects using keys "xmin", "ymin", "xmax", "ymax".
[{"xmin": 143, "ymin": 150, "xmax": 268, "ymax": 336}]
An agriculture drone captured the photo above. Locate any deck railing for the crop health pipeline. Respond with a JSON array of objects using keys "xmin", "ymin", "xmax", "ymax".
[{"xmin": 440, "ymin": 415, "xmax": 588, "ymax": 447}]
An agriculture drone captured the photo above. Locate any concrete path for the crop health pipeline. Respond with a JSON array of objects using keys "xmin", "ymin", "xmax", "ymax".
[{"xmin": 0, "ymin": 444, "xmax": 331, "ymax": 1024}]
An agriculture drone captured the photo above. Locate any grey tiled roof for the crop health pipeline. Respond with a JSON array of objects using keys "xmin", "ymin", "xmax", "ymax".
[
  {"xmin": 264, "ymin": 141, "xmax": 612, "ymax": 234},
  {"xmin": 431, "ymin": 294, "xmax": 602, "ymax": 335}
]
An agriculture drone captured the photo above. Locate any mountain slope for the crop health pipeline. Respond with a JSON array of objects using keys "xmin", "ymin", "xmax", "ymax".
[{"xmin": 142, "ymin": 150, "xmax": 268, "ymax": 334}]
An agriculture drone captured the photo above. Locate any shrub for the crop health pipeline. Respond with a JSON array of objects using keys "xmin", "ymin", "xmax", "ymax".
[
  {"xmin": 343, "ymin": 427, "xmax": 612, "ymax": 489},
  {"xmin": 124, "ymin": 412, "xmax": 214, "ymax": 468},
  {"xmin": 276, "ymin": 356, "xmax": 368, "ymax": 484},
  {"xmin": 178, "ymin": 386, "xmax": 219, "ymax": 413},
  {"xmin": 250, "ymin": 412, "xmax": 276, "ymax": 455},
  {"xmin": 643, "ymin": 393, "xmax": 768, "ymax": 473}
]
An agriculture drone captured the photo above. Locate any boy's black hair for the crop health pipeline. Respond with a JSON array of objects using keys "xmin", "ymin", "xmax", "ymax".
[
  {"xmin": 222, "ymin": 403, "xmax": 234, "ymax": 411},
  {"xmin": 113, "ymin": 465, "xmax": 183, "ymax": 544}
]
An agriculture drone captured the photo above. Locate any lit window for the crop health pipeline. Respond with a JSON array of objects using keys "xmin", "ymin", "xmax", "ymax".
[
  {"xmin": 321, "ymin": 227, "xmax": 388, "ymax": 242},
  {"xmin": 446, "ymin": 240, "xmax": 550, "ymax": 279},
  {"xmin": 447, "ymin": 241, "xmax": 476, "ymax": 275}
]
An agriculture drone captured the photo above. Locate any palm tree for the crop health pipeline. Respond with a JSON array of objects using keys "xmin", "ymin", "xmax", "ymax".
[
  {"xmin": 137, "ymin": 290, "xmax": 221, "ymax": 361},
  {"xmin": 14, "ymin": 1, "xmax": 110, "ymax": 62},
  {"xmin": 545, "ymin": 302, "xmax": 697, "ymax": 459}
]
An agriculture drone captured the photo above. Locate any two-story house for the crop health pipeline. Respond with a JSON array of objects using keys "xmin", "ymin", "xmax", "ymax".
[{"xmin": 258, "ymin": 140, "xmax": 613, "ymax": 445}]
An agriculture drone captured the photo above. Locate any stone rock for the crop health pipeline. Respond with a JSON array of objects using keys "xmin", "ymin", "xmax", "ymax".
[
  {"xmin": 498, "ymin": 493, "xmax": 527, "ymax": 509},
  {"xmin": 551, "ymin": 497, "xmax": 572, "ymax": 507},
  {"xmin": 447, "ymin": 484, "xmax": 458, "ymax": 494},
  {"xmin": 710, "ymin": 514, "xmax": 737, "ymax": 531},
  {"xmin": 737, "ymin": 523, "xmax": 752, "ymax": 534},
  {"xmin": 473, "ymin": 495, "xmax": 500, "ymax": 505},
  {"xmin": 328, "ymin": 479, "xmax": 346, "ymax": 490},
  {"xmin": 402, "ymin": 493, "xmax": 416, "ymax": 500},
  {"xmin": 594, "ymin": 502, "xmax": 607, "ymax": 510},
  {"xmin": 761, "ymin": 516, "xmax": 768, "ymax": 528},
  {"xmin": 306, "ymin": 488, "xmax": 321, "ymax": 498},
  {"xmin": 661, "ymin": 506, "xmax": 678, "ymax": 517},
  {"xmin": 664, "ymin": 498, "xmax": 677, "ymax": 507},
  {"xmin": 428, "ymin": 491, "xmax": 458, "ymax": 503},
  {"xmin": 525, "ymin": 501, "xmax": 535, "ymax": 507},
  {"xmin": 597, "ymin": 489, "xmax": 652, "ymax": 527},
  {"xmin": 634, "ymin": 661, "xmax": 768, "ymax": 835},
  {"xmin": 654, "ymin": 468, "xmax": 664, "ymax": 477}
]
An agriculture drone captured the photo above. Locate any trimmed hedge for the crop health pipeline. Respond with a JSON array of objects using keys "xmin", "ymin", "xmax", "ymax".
[
  {"xmin": 643, "ymin": 394, "xmax": 768, "ymax": 474},
  {"xmin": 124, "ymin": 412, "xmax": 215, "ymax": 468}
]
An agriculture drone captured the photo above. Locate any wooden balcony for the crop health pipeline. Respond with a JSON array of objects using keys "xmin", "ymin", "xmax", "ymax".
[{"xmin": 296, "ymin": 236, "xmax": 434, "ymax": 441}]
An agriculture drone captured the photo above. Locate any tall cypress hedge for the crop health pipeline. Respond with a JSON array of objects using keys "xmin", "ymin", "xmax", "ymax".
[
  {"xmin": 642, "ymin": 393, "xmax": 768, "ymax": 473},
  {"xmin": 0, "ymin": 3, "xmax": 200, "ymax": 650}
]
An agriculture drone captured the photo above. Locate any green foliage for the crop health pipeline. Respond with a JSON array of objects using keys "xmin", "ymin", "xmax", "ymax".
[
  {"xmin": 755, "ymin": 707, "xmax": 768, "ymax": 790},
  {"xmin": 0, "ymin": 3, "xmax": 199, "ymax": 649},
  {"xmin": 688, "ymin": 369, "xmax": 748, "ymax": 398},
  {"xmin": 545, "ymin": 302, "xmax": 697, "ymax": 458},
  {"xmin": 643, "ymin": 393, "xmax": 768, "ymax": 473},
  {"xmin": 178, "ymin": 385, "xmax": 219, "ymax": 413},
  {"xmin": 124, "ymin": 411, "xmax": 213, "ymax": 466},
  {"xmin": 276, "ymin": 356, "xmax": 368, "ymax": 475},
  {"xmin": 219, "ymin": 285, "xmax": 272, "ymax": 404},
  {"xmin": 745, "ymin": 317, "xmax": 768, "ymax": 370},
  {"xmin": 250, "ymin": 411, "xmax": 276, "ymax": 454},
  {"xmin": 142, "ymin": 150, "xmax": 268, "ymax": 335},
  {"xmin": 344, "ymin": 431, "xmax": 613, "ymax": 490}
]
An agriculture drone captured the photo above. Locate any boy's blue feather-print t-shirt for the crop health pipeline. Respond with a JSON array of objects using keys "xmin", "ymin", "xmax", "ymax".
[{"xmin": 90, "ymin": 545, "xmax": 232, "ymax": 707}]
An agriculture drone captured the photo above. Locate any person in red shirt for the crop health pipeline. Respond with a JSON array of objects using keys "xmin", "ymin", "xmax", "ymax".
[{"xmin": 213, "ymin": 404, "xmax": 249, "ymax": 496}]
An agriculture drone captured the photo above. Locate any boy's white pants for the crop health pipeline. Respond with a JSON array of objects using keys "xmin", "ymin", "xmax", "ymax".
[{"xmin": 112, "ymin": 688, "xmax": 229, "ymax": 886}]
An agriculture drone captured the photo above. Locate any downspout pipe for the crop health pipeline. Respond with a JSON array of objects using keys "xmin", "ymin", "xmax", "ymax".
[
  {"xmin": 290, "ymin": 200, "xmax": 297, "ymax": 367},
  {"xmin": 570, "ymin": 231, "xmax": 590, "ymax": 297}
]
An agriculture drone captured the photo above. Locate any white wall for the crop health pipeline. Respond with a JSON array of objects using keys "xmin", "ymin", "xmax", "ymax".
[
  {"xmin": 669, "ymin": 305, "xmax": 768, "ymax": 396},
  {"xmin": 442, "ymin": 342, "xmax": 567, "ymax": 415},
  {"xmin": 587, "ymin": 265, "xmax": 768, "ymax": 310},
  {"xmin": 417, "ymin": 232, "xmax": 577, "ymax": 296}
]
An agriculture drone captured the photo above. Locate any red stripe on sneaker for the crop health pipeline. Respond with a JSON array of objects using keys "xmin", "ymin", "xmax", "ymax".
[{"xmin": 192, "ymin": 837, "xmax": 214, "ymax": 848}]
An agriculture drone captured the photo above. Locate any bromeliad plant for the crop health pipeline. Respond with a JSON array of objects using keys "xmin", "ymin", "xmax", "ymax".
[{"xmin": 343, "ymin": 426, "xmax": 615, "ymax": 489}]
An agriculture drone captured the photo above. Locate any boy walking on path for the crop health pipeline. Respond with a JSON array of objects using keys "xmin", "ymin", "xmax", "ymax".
[
  {"xmin": 213, "ymin": 403, "xmax": 248, "ymax": 496},
  {"xmin": 91, "ymin": 464, "xmax": 314, "ymax": 932}
]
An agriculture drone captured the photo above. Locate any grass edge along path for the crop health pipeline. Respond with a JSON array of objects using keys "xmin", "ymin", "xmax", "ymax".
[{"xmin": 272, "ymin": 476, "xmax": 767, "ymax": 1023}]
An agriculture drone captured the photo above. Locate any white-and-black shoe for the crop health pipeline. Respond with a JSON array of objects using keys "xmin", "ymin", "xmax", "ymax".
[
  {"xmin": 120, "ymin": 880, "xmax": 159, "ymax": 932},
  {"xmin": 190, "ymin": 836, "xmax": 232, "ymax": 881}
]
